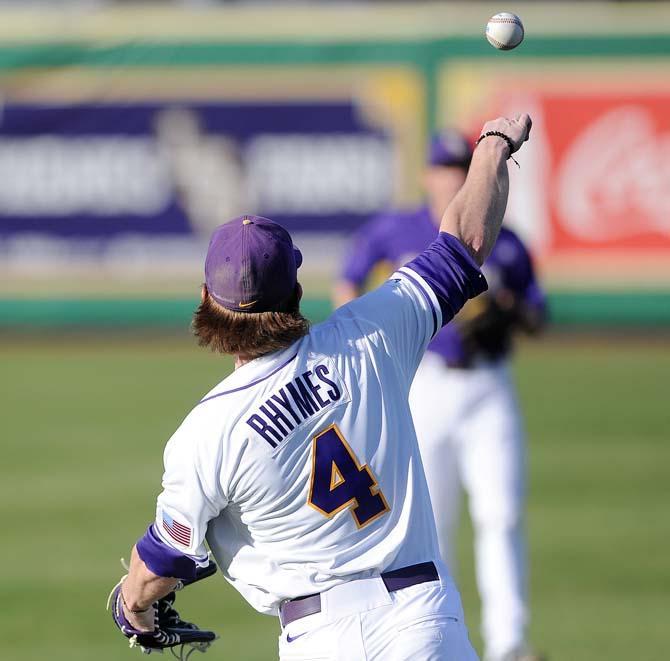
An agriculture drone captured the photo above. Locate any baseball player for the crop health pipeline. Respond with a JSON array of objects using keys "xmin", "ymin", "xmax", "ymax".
[
  {"xmin": 109, "ymin": 114, "xmax": 532, "ymax": 661},
  {"xmin": 335, "ymin": 130, "xmax": 546, "ymax": 661}
]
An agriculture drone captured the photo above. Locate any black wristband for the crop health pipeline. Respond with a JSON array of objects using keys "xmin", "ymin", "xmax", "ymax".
[{"xmin": 476, "ymin": 131, "xmax": 520, "ymax": 167}]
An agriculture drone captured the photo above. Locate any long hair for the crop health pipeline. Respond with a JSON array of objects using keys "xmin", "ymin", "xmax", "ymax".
[{"xmin": 192, "ymin": 285, "xmax": 310, "ymax": 360}]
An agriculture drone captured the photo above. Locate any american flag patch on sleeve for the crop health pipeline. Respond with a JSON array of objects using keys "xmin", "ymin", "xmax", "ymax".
[{"xmin": 162, "ymin": 512, "xmax": 192, "ymax": 547}]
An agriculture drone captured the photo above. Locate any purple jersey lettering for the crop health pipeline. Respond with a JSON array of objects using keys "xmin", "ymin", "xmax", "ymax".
[{"xmin": 245, "ymin": 361, "xmax": 347, "ymax": 446}]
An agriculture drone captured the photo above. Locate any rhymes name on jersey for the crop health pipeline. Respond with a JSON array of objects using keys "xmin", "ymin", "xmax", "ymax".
[{"xmin": 246, "ymin": 363, "xmax": 346, "ymax": 448}]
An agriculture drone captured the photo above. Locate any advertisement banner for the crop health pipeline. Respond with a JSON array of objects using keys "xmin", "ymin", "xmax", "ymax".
[
  {"xmin": 544, "ymin": 94, "xmax": 670, "ymax": 252},
  {"xmin": 439, "ymin": 60, "xmax": 670, "ymax": 287},
  {"xmin": 0, "ymin": 64, "xmax": 425, "ymax": 275},
  {"xmin": 0, "ymin": 101, "xmax": 392, "ymax": 250}
]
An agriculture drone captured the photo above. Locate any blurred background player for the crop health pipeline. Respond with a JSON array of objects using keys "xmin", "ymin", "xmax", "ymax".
[{"xmin": 334, "ymin": 130, "xmax": 547, "ymax": 661}]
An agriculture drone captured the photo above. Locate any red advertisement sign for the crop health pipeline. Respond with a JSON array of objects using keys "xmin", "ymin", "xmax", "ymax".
[
  {"xmin": 474, "ymin": 86, "xmax": 670, "ymax": 284},
  {"xmin": 544, "ymin": 93, "xmax": 670, "ymax": 252}
]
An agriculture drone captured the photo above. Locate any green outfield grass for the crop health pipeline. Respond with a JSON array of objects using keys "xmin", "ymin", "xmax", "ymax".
[{"xmin": 1, "ymin": 333, "xmax": 668, "ymax": 661}]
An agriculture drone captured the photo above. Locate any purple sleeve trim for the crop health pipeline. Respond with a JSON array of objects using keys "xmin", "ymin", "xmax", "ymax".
[
  {"xmin": 136, "ymin": 524, "xmax": 197, "ymax": 581},
  {"xmin": 405, "ymin": 232, "xmax": 488, "ymax": 327}
]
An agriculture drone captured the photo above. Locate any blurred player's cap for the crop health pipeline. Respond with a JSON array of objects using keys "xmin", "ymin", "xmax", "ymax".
[
  {"xmin": 205, "ymin": 215, "xmax": 303, "ymax": 313},
  {"xmin": 428, "ymin": 129, "xmax": 473, "ymax": 169}
]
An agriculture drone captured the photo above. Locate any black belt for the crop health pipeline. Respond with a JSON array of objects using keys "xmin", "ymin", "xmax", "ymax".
[{"xmin": 279, "ymin": 561, "xmax": 439, "ymax": 628}]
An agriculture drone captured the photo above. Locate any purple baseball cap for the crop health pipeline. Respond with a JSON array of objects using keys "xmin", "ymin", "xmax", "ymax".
[
  {"xmin": 204, "ymin": 215, "xmax": 303, "ymax": 313},
  {"xmin": 428, "ymin": 129, "xmax": 473, "ymax": 169}
]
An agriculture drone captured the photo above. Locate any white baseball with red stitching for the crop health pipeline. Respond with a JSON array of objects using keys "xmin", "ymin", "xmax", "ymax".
[{"xmin": 486, "ymin": 12, "xmax": 524, "ymax": 50}]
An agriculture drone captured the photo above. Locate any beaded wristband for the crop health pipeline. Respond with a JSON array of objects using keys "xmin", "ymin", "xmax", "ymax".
[{"xmin": 476, "ymin": 130, "xmax": 520, "ymax": 168}]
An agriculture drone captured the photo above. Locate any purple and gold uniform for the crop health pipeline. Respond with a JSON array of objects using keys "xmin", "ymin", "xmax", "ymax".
[
  {"xmin": 114, "ymin": 111, "xmax": 537, "ymax": 661},
  {"xmin": 341, "ymin": 207, "xmax": 546, "ymax": 661},
  {"xmin": 134, "ymin": 216, "xmax": 484, "ymax": 660}
]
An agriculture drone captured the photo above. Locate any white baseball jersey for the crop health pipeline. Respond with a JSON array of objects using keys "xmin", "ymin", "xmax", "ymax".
[{"xmin": 152, "ymin": 233, "xmax": 487, "ymax": 616}]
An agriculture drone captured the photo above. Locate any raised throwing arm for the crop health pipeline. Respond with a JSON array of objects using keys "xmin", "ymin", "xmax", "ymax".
[{"xmin": 441, "ymin": 115, "xmax": 532, "ymax": 265}]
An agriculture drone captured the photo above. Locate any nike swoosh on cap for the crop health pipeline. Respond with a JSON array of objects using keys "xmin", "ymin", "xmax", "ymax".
[{"xmin": 238, "ymin": 300, "xmax": 258, "ymax": 309}]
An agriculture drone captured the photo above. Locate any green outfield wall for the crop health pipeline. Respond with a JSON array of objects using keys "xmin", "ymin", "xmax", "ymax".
[{"xmin": 2, "ymin": 292, "xmax": 669, "ymax": 329}]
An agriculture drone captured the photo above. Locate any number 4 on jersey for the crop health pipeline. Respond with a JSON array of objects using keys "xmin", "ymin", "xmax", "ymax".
[{"xmin": 308, "ymin": 424, "xmax": 390, "ymax": 528}]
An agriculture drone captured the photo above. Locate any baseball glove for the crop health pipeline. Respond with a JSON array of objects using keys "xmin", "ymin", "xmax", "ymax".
[
  {"xmin": 108, "ymin": 560, "xmax": 218, "ymax": 659},
  {"xmin": 455, "ymin": 290, "xmax": 520, "ymax": 363}
]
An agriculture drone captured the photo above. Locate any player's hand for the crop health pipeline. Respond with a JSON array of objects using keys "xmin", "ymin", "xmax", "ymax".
[
  {"xmin": 122, "ymin": 596, "xmax": 156, "ymax": 632},
  {"xmin": 107, "ymin": 560, "xmax": 219, "ymax": 655},
  {"xmin": 480, "ymin": 114, "xmax": 532, "ymax": 153}
]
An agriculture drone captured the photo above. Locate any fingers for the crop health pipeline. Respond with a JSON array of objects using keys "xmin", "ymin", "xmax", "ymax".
[
  {"xmin": 477, "ymin": 113, "xmax": 532, "ymax": 156},
  {"xmin": 516, "ymin": 113, "xmax": 532, "ymax": 141},
  {"xmin": 502, "ymin": 113, "xmax": 532, "ymax": 146}
]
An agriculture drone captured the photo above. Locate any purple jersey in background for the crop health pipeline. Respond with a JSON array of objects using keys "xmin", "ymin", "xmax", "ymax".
[{"xmin": 341, "ymin": 206, "xmax": 546, "ymax": 366}]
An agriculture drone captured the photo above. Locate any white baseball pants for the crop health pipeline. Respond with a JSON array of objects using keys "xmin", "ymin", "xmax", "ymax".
[
  {"xmin": 409, "ymin": 352, "xmax": 528, "ymax": 661},
  {"xmin": 277, "ymin": 571, "xmax": 478, "ymax": 660}
]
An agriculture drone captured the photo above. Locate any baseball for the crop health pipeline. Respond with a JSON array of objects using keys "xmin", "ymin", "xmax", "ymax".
[{"xmin": 486, "ymin": 12, "xmax": 524, "ymax": 50}]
